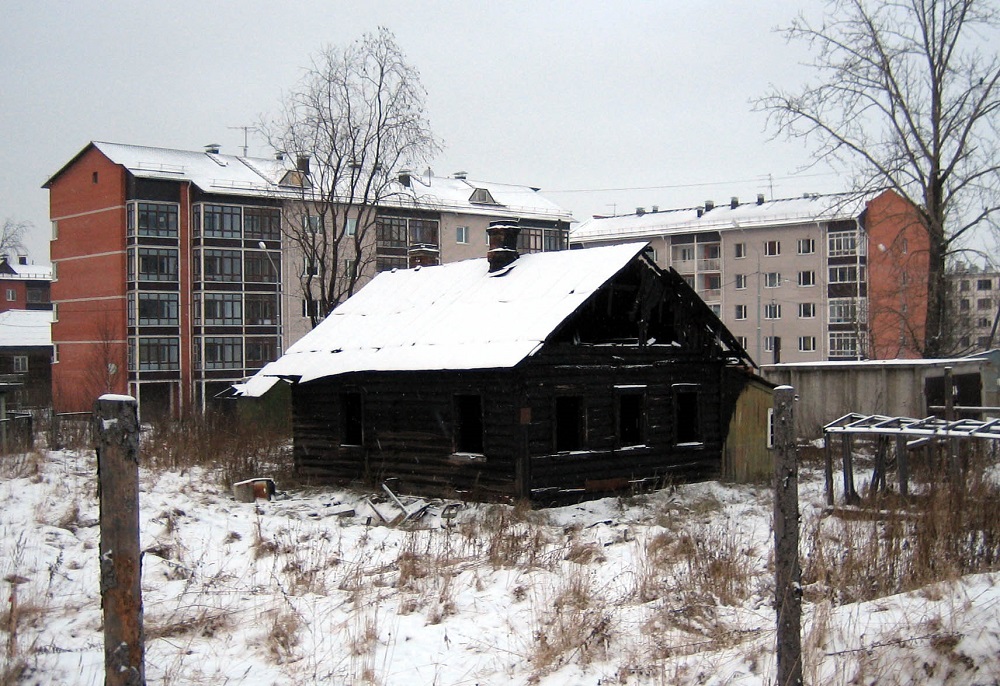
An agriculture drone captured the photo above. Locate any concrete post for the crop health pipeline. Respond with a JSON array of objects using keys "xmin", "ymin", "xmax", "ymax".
[
  {"xmin": 93, "ymin": 394, "xmax": 145, "ymax": 686},
  {"xmin": 773, "ymin": 386, "xmax": 803, "ymax": 686}
]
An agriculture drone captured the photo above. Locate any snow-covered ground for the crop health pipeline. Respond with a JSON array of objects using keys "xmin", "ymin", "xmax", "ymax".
[{"xmin": 1, "ymin": 448, "xmax": 998, "ymax": 685}]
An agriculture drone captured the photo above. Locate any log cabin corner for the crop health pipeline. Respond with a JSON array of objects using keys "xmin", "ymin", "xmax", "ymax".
[{"xmin": 235, "ymin": 221, "xmax": 770, "ymax": 504}]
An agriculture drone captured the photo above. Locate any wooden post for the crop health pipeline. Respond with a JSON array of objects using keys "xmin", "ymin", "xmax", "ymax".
[
  {"xmin": 94, "ymin": 394, "xmax": 145, "ymax": 686},
  {"xmin": 896, "ymin": 435, "xmax": 909, "ymax": 498},
  {"xmin": 824, "ymin": 430, "xmax": 834, "ymax": 506},
  {"xmin": 772, "ymin": 386, "xmax": 803, "ymax": 686}
]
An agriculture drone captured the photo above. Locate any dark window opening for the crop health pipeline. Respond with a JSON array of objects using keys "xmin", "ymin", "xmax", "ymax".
[
  {"xmin": 555, "ymin": 396, "xmax": 583, "ymax": 451},
  {"xmin": 675, "ymin": 387, "xmax": 701, "ymax": 444},
  {"xmin": 618, "ymin": 392, "xmax": 645, "ymax": 446},
  {"xmin": 341, "ymin": 392, "xmax": 363, "ymax": 446},
  {"xmin": 454, "ymin": 394, "xmax": 484, "ymax": 454}
]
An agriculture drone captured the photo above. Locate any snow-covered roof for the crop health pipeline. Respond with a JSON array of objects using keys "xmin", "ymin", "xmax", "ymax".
[
  {"xmin": 384, "ymin": 174, "xmax": 574, "ymax": 222},
  {"xmin": 0, "ymin": 261, "xmax": 51, "ymax": 280},
  {"xmin": 240, "ymin": 242, "xmax": 649, "ymax": 393},
  {"xmin": 0, "ymin": 309, "xmax": 53, "ymax": 347},
  {"xmin": 571, "ymin": 193, "xmax": 869, "ymax": 243}
]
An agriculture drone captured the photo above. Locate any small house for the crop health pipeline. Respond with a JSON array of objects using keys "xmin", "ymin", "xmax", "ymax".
[{"xmin": 239, "ymin": 223, "xmax": 765, "ymax": 503}]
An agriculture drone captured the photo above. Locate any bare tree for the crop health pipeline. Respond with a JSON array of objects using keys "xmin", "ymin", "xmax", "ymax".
[
  {"xmin": 264, "ymin": 28, "xmax": 439, "ymax": 327},
  {"xmin": 0, "ymin": 218, "xmax": 29, "ymax": 260},
  {"xmin": 757, "ymin": 0, "xmax": 1000, "ymax": 357}
]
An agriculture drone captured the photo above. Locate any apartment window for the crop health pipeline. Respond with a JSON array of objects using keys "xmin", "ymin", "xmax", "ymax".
[
  {"xmin": 454, "ymin": 394, "xmax": 484, "ymax": 454},
  {"xmin": 201, "ymin": 249, "xmax": 241, "ymax": 282},
  {"xmin": 979, "ymin": 336, "xmax": 992, "ymax": 348},
  {"xmin": 618, "ymin": 391, "xmax": 646, "ymax": 447},
  {"xmin": 203, "ymin": 205, "xmax": 242, "ymax": 238},
  {"xmin": 737, "ymin": 336, "xmax": 748, "ymax": 349},
  {"xmin": 673, "ymin": 385, "xmax": 701, "ymax": 444},
  {"xmin": 764, "ymin": 336, "xmax": 777, "ymax": 353},
  {"xmin": 829, "ymin": 265, "xmax": 865, "ymax": 283},
  {"xmin": 555, "ymin": 396, "xmax": 584, "ymax": 452},
  {"xmin": 797, "ymin": 238, "xmax": 815, "ymax": 255},
  {"xmin": 137, "ymin": 292, "xmax": 179, "ymax": 326},
  {"xmin": 734, "ymin": 242, "xmax": 747, "ymax": 259},
  {"xmin": 341, "ymin": 392, "xmax": 364, "ymax": 446},
  {"xmin": 735, "ymin": 304, "xmax": 748, "ymax": 320},
  {"xmin": 245, "ymin": 251, "xmax": 278, "ymax": 283},
  {"xmin": 798, "ymin": 270, "xmax": 816, "ymax": 287},
  {"xmin": 830, "ymin": 332, "xmax": 859, "ymax": 358},
  {"xmin": 202, "ymin": 293, "xmax": 242, "ymax": 326},
  {"xmin": 977, "ymin": 298, "xmax": 992, "ymax": 311},
  {"xmin": 799, "ymin": 302, "xmax": 816, "ymax": 319},
  {"xmin": 978, "ymin": 279, "xmax": 993, "ymax": 291},
  {"xmin": 12, "ymin": 356, "xmax": 28, "ymax": 373},
  {"xmin": 828, "ymin": 230, "xmax": 859, "ymax": 257},
  {"xmin": 376, "ymin": 216, "xmax": 407, "ymax": 248},
  {"xmin": 343, "ymin": 259, "xmax": 357, "ymax": 279},
  {"xmin": 246, "ymin": 337, "xmax": 278, "ymax": 368},
  {"xmin": 764, "ymin": 240, "xmax": 781, "ymax": 256},
  {"xmin": 138, "ymin": 337, "xmax": 179, "ymax": 371},
  {"xmin": 798, "ymin": 336, "xmax": 817, "ymax": 352},
  {"xmin": 764, "ymin": 272, "xmax": 782, "ymax": 288},
  {"xmin": 702, "ymin": 273, "xmax": 722, "ymax": 291},
  {"xmin": 134, "ymin": 202, "xmax": 178, "ymax": 238},
  {"xmin": 456, "ymin": 226, "xmax": 469, "ymax": 244},
  {"xmin": 710, "ymin": 303, "xmax": 721, "ymax": 316},
  {"xmin": 376, "ymin": 255, "xmax": 408, "ymax": 272},
  {"xmin": 304, "ymin": 215, "xmax": 322, "ymax": 233},
  {"xmin": 408, "ymin": 218, "xmax": 439, "ymax": 247},
  {"xmin": 735, "ymin": 274, "xmax": 747, "ymax": 290},
  {"xmin": 672, "ymin": 244, "xmax": 695, "ymax": 262},
  {"xmin": 245, "ymin": 293, "xmax": 278, "ymax": 325},
  {"xmin": 303, "ymin": 259, "xmax": 319, "ymax": 277},
  {"xmin": 978, "ymin": 317, "xmax": 991, "ymax": 328},
  {"xmin": 5, "ymin": 289, "xmax": 14, "ymax": 302},
  {"xmin": 26, "ymin": 288, "xmax": 44, "ymax": 304},
  {"xmin": 764, "ymin": 303, "xmax": 781, "ymax": 320},
  {"xmin": 829, "ymin": 298, "xmax": 866, "ymax": 324},
  {"xmin": 346, "ymin": 218, "xmax": 357, "ymax": 236},
  {"xmin": 960, "ymin": 280, "xmax": 970, "ymax": 292},
  {"xmin": 960, "ymin": 299, "xmax": 971, "ymax": 312},
  {"xmin": 137, "ymin": 248, "xmax": 178, "ymax": 282},
  {"xmin": 244, "ymin": 207, "xmax": 281, "ymax": 241},
  {"xmin": 203, "ymin": 337, "xmax": 243, "ymax": 370}
]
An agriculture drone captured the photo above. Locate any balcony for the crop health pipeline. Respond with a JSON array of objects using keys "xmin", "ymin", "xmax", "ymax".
[{"xmin": 698, "ymin": 258, "xmax": 721, "ymax": 272}]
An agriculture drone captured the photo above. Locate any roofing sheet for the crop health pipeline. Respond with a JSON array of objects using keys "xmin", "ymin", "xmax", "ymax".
[
  {"xmin": 247, "ymin": 242, "xmax": 649, "ymax": 390},
  {"xmin": 0, "ymin": 310, "xmax": 53, "ymax": 347}
]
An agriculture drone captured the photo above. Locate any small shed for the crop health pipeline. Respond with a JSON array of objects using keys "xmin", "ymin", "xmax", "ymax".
[{"xmin": 240, "ymin": 229, "xmax": 765, "ymax": 503}]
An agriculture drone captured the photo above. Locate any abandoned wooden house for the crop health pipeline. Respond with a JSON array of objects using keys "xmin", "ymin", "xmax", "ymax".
[{"xmin": 238, "ymin": 222, "xmax": 767, "ymax": 503}]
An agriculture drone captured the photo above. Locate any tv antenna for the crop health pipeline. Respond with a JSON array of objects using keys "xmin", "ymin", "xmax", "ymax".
[{"xmin": 228, "ymin": 125, "xmax": 254, "ymax": 157}]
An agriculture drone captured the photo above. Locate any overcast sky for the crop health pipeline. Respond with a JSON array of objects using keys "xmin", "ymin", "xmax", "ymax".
[{"xmin": 2, "ymin": 1, "xmax": 846, "ymax": 264}]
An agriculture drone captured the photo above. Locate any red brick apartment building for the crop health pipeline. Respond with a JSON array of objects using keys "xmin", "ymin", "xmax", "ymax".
[{"xmin": 45, "ymin": 142, "xmax": 572, "ymax": 416}]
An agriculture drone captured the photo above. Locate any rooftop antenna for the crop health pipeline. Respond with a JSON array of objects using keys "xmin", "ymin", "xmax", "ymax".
[
  {"xmin": 228, "ymin": 125, "xmax": 253, "ymax": 157},
  {"xmin": 606, "ymin": 203, "xmax": 617, "ymax": 216}
]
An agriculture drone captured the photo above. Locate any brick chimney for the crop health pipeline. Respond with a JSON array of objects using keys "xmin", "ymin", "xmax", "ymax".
[{"xmin": 486, "ymin": 220, "xmax": 520, "ymax": 272}]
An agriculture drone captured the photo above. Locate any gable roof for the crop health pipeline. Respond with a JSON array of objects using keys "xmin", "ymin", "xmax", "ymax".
[
  {"xmin": 239, "ymin": 243, "xmax": 651, "ymax": 393},
  {"xmin": 571, "ymin": 192, "xmax": 870, "ymax": 243},
  {"xmin": 0, "ymin": 310, "xmax": 53, "ymax": 348}
]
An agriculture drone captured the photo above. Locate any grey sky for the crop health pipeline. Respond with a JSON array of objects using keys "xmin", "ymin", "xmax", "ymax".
[{"xmin": 1, "ymin": 1, "xmax": 843, "ymax": 264}]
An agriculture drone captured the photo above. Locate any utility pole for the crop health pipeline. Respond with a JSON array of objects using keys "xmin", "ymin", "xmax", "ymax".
[{"xmin": 773, "ymin": 385, "xmax": 803, "ymax": 686}]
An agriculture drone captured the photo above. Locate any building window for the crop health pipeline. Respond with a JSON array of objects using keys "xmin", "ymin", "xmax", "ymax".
[
  {"xmin": 132, "ymin": 202, "xmax": 179, "ymax": 238},
  {"xmin": 346, "ymin": 218, "xmax": 357, "ymax": 236},
  {"xmin": 978, "ymin": 317, "xmax": 991, "ymax": 328},
  {"xmin": 978, "ymin": 279, "xmax": 993, "ymax": 291},
  {"xmin": 797, "ymin": 238, "xmax": 815, "ymax": 255},
  {"xmin": 199, "ymin": 249, "xmax": 241, "ymax": 282},
  {"xmin": 203, "ymin": 205, "xmax": 242, "ymax": 239},
  {"xmin": 138, "ymin": 292, "xmax": 179, "ymax": 326},
  {"xmin": 244, "ymin": 207, "xmax": 281, "ymax": 241},
  {"xmin": 672, "ymin": 244, "xmax": 695, "ymax": 263},
  {"xmin": 618, "ymin": 391, "xmax": 645, "ymax": 447},
  {"xmin": 798, "ymin": 336, "xmax": 817, "ymax": 352},
  {"xmin": 829, "ymin": 298, "xmax": 866, "ymax": 323},
  {"xmin": 734, "ymin": 242, "xmax": 747, "ymax": 259},
  {"xmin": 798, "ymin": 270, "xmax": 815, "ymax": 287},
  {"xmin": 12, "ymin": 356, "xmax": 28, "ymax": 373},
  {"xmin": 303, "ymin": 259, "xmax": 319, "ymax": 277},
  {"xmin": 408, "ymin": 218, "xmax": 439, "ymax": 247},
  {"xmin": 341, "ymin": 392, "xmax": 364, "ymax": 446},
  {"xmin": 764, "ymin": 240, "xmax": 781, "ymax": 256},
  {"xmin": 960, "ymin": 299, "xmax": 971, "ymax": 312},
  {"xmin": 456, "ymin": 226, "xmax": 469, "ymax": 244},
  {"xmin": 764, "ymin": 272, "xmax": 782, "ymax": 288},
  {"xmin": 764, "ymin": 336, "xmax": 776, "ymax": 353},
  {"xmin": 203, "ymin": 337, "xmax": 243, "ymax": 370},
  {"xmin": 244, "ymin": 251, "xmax": 278, "ymax": 283},
  {"xmin": 829, "ymin": 265, "xmax": 865, "ymax": 283},
  {"xmin": 137, "ymin": 248, "xmax": 178, "ymax": 282},
  {"xmin": 376, "ymin": 255, "xmax": 408, "ymax": 272},
  {"xmin": 246, "ymin": 294, "xmax": 278, "ymax": 325},
  {"xmin": 830, "ymin": 332, "xmax": 859, "ymax": 358},
  {"xmin": 138, "ymin": 337, "xmax": 179, "ymax": 371},
  {"xmin": 246, "ymin": 337, "xmax": 278, "ymax": 368},
  {"xmin": 977, "ymin": 298, "xmax": 992, "ymax": 311},
  {"xmin": 828, "ymin": 230, "xmax": 859, "ymax": 257},
  {"xmin": 960, "ymin": 280, "xmax": 970, "ymax": 292},
  {"xmin": 735, "ymin": 304, "xmax": 748, "ymax": 320},
  {"xmin": 735, "ymin": 274, "xmax": 747, "ymax": 290},
  {"xmin": 737, "ymin": 336, "xmax": 748, "ymax": 349},
  {"xmin": 799, "ymin": 302, "xmax": 816, "ymax": 319},
  {"xmin": 454, "ymin": 394, "xmax": 484, "ymax": 454},
  {"xmin": 343, "ymin": 259, "xmax": 357, "ymax": 279},
  {"xmin": 202, "ymin": 293, "xmax": 242, "ymax": 326},
  {"xmin": 764, "ymin": 303, "xmax": 781, "ymax": 319},
  {"xmin": 555, "ymin": 396, "xmax": 584, "ymax": 452},
  {"xmin": 710, "ymin": 303, "xmax": 721, "ymax": 316},
  {"xmin": 673, "ymin": 385, "xmax": 701, "ymax": 444},
  {"xmin": 376, "ymin": 216, "xmax": 408, "ymax": 248},
  {"xmin": 5, "ymin": 289, "xmax": 14, "ymax": 302},
  {"xmin": 302, "ymin": 299, "xmax": 321, "ymax": 319}
]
